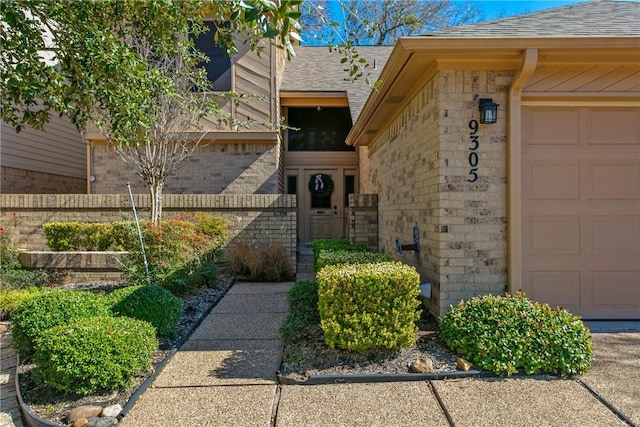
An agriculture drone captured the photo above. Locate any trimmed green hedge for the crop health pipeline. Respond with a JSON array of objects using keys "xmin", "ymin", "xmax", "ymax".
[
  {"xmin": 11, "ymin": 290, "xmax": 110, "ymax": 355},
  {"xmin": 316, "ymin": 249, "xmax": 394, "ymax": 272},
  {"xmin": 43, "ymin": 221, "xmax": 134, "ymax": 251},
  {"xmin": 439, "ymin": 292, "xmax": 593, "ymax": 376},
  {"xmin": 106, "ymin": 285, "xmax": 183, "ymax": 337},
  {"xmin": 317, "ymin": 262, "xmax": 421, "ymax": 352},
  {"xmin": 311, "ymin": 239, "xmax": 368, "ymax": 272},
  {"xmin": 33, "ymin": 316, "xmax": 157, "ymax": 394}
]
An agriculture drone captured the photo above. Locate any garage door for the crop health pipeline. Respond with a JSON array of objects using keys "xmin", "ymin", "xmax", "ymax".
[{"xmin": 521, "ymin": 106, "xmax": 640, "ymax": 319}]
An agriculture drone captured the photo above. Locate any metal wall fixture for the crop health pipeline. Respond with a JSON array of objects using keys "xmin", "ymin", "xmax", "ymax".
[
  {"xmin": 478, "ymin": 98, "xmax": 499, "ymax": 124},
  {"xmin": 396, "ymin": 223, "xmax": 420, "ymax": 254}
]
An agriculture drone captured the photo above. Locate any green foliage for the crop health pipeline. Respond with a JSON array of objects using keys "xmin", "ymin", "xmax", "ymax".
[
  {"xmin": 311, "ymin": 239, "xmax": 368, "ymax": 271},
  {"xmin": 11, "ymin": 290, "xmax": 110, "ymax": 356},
  {"xmin": 1, "ymin": 1, "xmax": 301, "ymax": 135},
  {"xmin": 317, "ymin": 262, "xmax": 421, "ymax": 352},
  {"xmin": 0, "ymin": 225, "xmax": 20, "ymax": 271},
  {"xmin": 33, "ymin": 316, "xmax": 157, "ymax": 395},
  {"xmin": 439, "ymin": 292, "xmax": 593, "ymax": 376},
  {"xmin": 227, "ymin": 241, "xmax": 293, "ymax": 282},
  {"xmin": 121, "ymin": 214, "xmax": 227, "ymax": 294},
  {"xmin": 43, "ymin": 220, "xmax": 137, "ymax": 251},
  {"xmin": 0, "ymin": 286, "xmax": 50, "ymax": 320},
  {"xmin": 279, "ymin": 281, "xmax": 320, "ymax": 341},
  {"xmin": 1, "ymin": 218, "xmax": 66, "ymax": 289},
  {"xmin": 0, "ymin": 268, "xmax": 66, "ymax": 289},
  {"xmin": 106, "ymin": 285, "xmax": 183, "ymax": 337},
  {"xmin": 43, "ymin": 222, "xmax": 124, "ymax": 251},
  {"xmin": 316, "ymin": 249, "xmax": 394, "ymax": 271}
]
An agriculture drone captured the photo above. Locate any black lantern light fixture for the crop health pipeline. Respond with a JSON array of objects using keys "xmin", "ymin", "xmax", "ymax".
[{"xmin": 479, "ymin": 98, "xmax": 499, "ymax": 124}]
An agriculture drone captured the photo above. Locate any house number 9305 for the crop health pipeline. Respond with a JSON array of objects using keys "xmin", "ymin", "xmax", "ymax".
[{"xmin": 467, "ymin": 119, "xmax": 479, "ymax": 183}]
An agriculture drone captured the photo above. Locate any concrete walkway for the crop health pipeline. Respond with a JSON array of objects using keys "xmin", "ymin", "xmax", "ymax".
[
  {"xmin": 120, "ymin": 281, "xmax": 292, "ymax": 427},
  {"xmin": 2, "ymin": 273, "xmax": 638, "ymax": 426},
  {"xmin": 118, "ymin": 277, "xmax": 639, "ymax": 427}
]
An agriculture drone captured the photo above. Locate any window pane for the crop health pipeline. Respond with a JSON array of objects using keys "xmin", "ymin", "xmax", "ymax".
[
  {"xmin": 190, "ymin": 21, "xmax": 232, "ymax": 91},
  {"xmin": 288, "ymin": 107, "xmax": 355, "ymax": 151},
  {"xmin": 287, "ymin": 175, "xmax": 297, "ymax": 195},
  {"xmin": 344, "ymin": 175, "xmax": 355, "ymax": 207}
]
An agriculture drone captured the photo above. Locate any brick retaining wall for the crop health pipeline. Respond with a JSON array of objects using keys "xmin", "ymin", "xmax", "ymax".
[{"xmin": 0, "ymin": 194, "xmax": 297, "ymax": 274}]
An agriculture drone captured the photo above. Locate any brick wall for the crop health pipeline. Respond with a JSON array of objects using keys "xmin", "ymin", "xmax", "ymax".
[
  {"xmin": 361, "ymin": 69, "xmax": 516, "ymax": 317},
  {"xmin": 89, "ymin": 141, "xmax": 280, "ymax": 195},
  {"xmin": 1, "ymin": 166, "xmax": 86, "ymax": 194},
  {"xmin": 0, "ymin": 194, "xmax": 297, "ymax": 273},
  {"xmin": 346, "ymin": 194, "xmax": 378, "ymax": 251}
]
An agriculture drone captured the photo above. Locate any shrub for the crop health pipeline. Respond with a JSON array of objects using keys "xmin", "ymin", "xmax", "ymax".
[
  {"xmin": 227, "ymin": 242, "xmax": 293, "ymax": 282},
  {"xmin": 43, "ymin": 222, "xmax": 115, "ymax": 251},
  {"xmin": 316, "ymin": 250, "xmax": 395, "ymax": 271},
  {"xmin": 2, "ymin": 221, "xmax": 66, "ymax": 289},
  {"xmin": 0, "ymin": 286, "xmax": 50, "ymax": 320},
  {"xmin": 439, "ymin": 291, "xmax": 593, "ymax": 376},
  {"xmin": 106, "ymin": 285, "xmax": 183, "ymax": 337},
  {"xmin": 11, "ymin": 290, "xmax": 110, "ymax": 355},
  {"xmin": 0, "ymin": 268, "xmax": 66, "ymax": 289},
  {"xmin": 33, "ymin": 316, "xmax": 157, "ymax": 394},
  {"xmin": 311, "ymin": 239, "xmax": 368, "ymax": 272},
  {"xmin": 317, "ymin": 262, "xmax": 421, "ymax": 352},
  {"xmin": 121, "ymin": 214, "xmax": 227, "ymax": 293},
  {"xmin": 279, "ymin": 280, "xmax": 319, "ymax": 341}
]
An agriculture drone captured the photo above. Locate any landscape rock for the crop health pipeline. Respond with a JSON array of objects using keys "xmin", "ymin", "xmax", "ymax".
[
  {"xmin": 409, "ymin": 357, "xmax": 435, "ymax": 373},
  {"xmin": 101, "ymin": 404, "xmax": 122, "ymax": 418},
  {"xmin": 72, "ymin": 418, "xmax": 89, "ymax": 427},
  {"xmin": 457, "ymin": 357, "xmax": 472, "ymax": 371},
  {"xmin": 68, "ymin": 406, "xmax": 103, "ymax": 423},
  {"xmin": 87, "ymin": 416, "xmax": 118, "ymax": 427}
]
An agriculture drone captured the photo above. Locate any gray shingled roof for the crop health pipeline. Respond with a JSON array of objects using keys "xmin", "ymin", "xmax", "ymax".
[
  {"xmin": 429, "ymin": 0, "xmax": 640, "ymax": 37},
  {"xmin": 281, "ymin": 0, "xmax": 639, "ymax": 122},
  {"xmin": 281, "ymin": 46, "xmax": 393, "ymax": 122}
]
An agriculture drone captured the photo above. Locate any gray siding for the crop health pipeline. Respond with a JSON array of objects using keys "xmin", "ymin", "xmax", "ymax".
[{"xmin": 1, "ymin": 117, "xmax": 86, "ymax": 179}]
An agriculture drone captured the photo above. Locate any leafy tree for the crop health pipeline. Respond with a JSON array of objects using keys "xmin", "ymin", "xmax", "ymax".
[
  {"xmin": 1, "ymin": 0, "xmax": 301, "ymax": 224},
  {"xmin": 301, "ymin": 0, "xmax": 480, "ymax": 46}
]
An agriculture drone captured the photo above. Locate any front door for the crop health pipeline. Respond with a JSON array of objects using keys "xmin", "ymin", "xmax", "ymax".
[{"xmin": 302, "ymin": 169, "xmax": 343, "ymax": 241}]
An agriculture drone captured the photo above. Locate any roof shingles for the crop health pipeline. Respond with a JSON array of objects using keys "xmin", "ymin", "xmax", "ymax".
[{"xmin": 429, "ymin": 0, "xmax": 640, "ymax": 37}]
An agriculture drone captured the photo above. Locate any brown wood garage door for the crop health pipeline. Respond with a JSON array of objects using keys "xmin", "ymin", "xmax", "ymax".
[{"xmin": 521, "ymin": 106, "xmax": 640, "ymax": 319}]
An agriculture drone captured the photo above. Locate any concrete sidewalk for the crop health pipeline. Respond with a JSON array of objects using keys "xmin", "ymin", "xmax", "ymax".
[
  {"xmin": 119, "ymin": 278, "xmax": 639, "ymax": 427},
  {"xmin": 120, "ymin": 282, "xmax": 292, "ymax": 427}
]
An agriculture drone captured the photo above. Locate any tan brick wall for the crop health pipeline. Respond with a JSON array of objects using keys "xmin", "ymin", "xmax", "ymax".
[
  {"xmin": 0, "ymin": 194, "xmax": 297, "ymax": 273},
  {"xmin": 89, "ymin": 141, "xmax": 280, "ymax": 195},
  {"xmin": 361, "ymin": 69, "xmax": 516, "ymax": 317},
  {"xmin": 1, "ymin": 166, "xmax": 86, "ymax": 194},
  {"xmin": 346, "ymin": 194, "xmax": 378, "ymax": 251}
]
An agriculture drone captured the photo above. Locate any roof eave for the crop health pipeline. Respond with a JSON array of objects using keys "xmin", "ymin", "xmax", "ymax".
[{"xmin": 347, "ymin": 36, "xmax": 640, "ymax": 147}]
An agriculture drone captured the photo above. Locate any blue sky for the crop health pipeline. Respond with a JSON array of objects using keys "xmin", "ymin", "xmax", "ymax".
[{"xmin": 470, "ymin": 0, "xmax": 587, "ymax": 20}]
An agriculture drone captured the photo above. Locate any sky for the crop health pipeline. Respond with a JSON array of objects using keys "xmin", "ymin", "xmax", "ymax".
[{"xmin": 469, "ymin": 0, "xmax": 588, "ymax": 20}]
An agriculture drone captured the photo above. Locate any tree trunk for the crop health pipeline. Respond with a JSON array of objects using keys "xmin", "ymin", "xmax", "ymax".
[{"xmin": 149, "ymin": 181, "xmax": 164, "ymax": 226}]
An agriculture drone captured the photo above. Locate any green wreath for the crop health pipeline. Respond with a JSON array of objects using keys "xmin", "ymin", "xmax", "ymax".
[{"xmin": 308, "ymin": 173, "xmax": 334, "ymax": 198}]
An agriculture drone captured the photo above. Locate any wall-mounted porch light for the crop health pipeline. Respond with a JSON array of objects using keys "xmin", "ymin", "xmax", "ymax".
[{"xmin": 478, "ymin": 98, "xmax": 499, "ymax": 124}]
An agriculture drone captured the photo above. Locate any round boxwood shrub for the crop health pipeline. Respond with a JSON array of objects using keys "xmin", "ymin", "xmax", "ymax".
[
  {"xmin": 0, "ymin": 286, "xmax": 51, "ymax": 320},
  {"xmin": 11, "ymin": 290, "xmax": 110, "ymax": 356},
  {"xmin": 33, "ymin": 316, "xmax": 157, "ymax": 394},
  {"xmin": 439, "ymin": 291, "xmax": 593, "ymax": 376},
  {"xmin": 317, "ymin": 261, "xmax": 421, "ymax": 352},
  {"xmin": 106, "ymin": 285, "xmax": 183, "ymax": 337}
]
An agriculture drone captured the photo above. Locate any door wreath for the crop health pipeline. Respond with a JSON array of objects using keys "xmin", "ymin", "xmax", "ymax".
[{"xmin": 308, "ymin": 173, "xmax": 334, "ymax": 198}]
